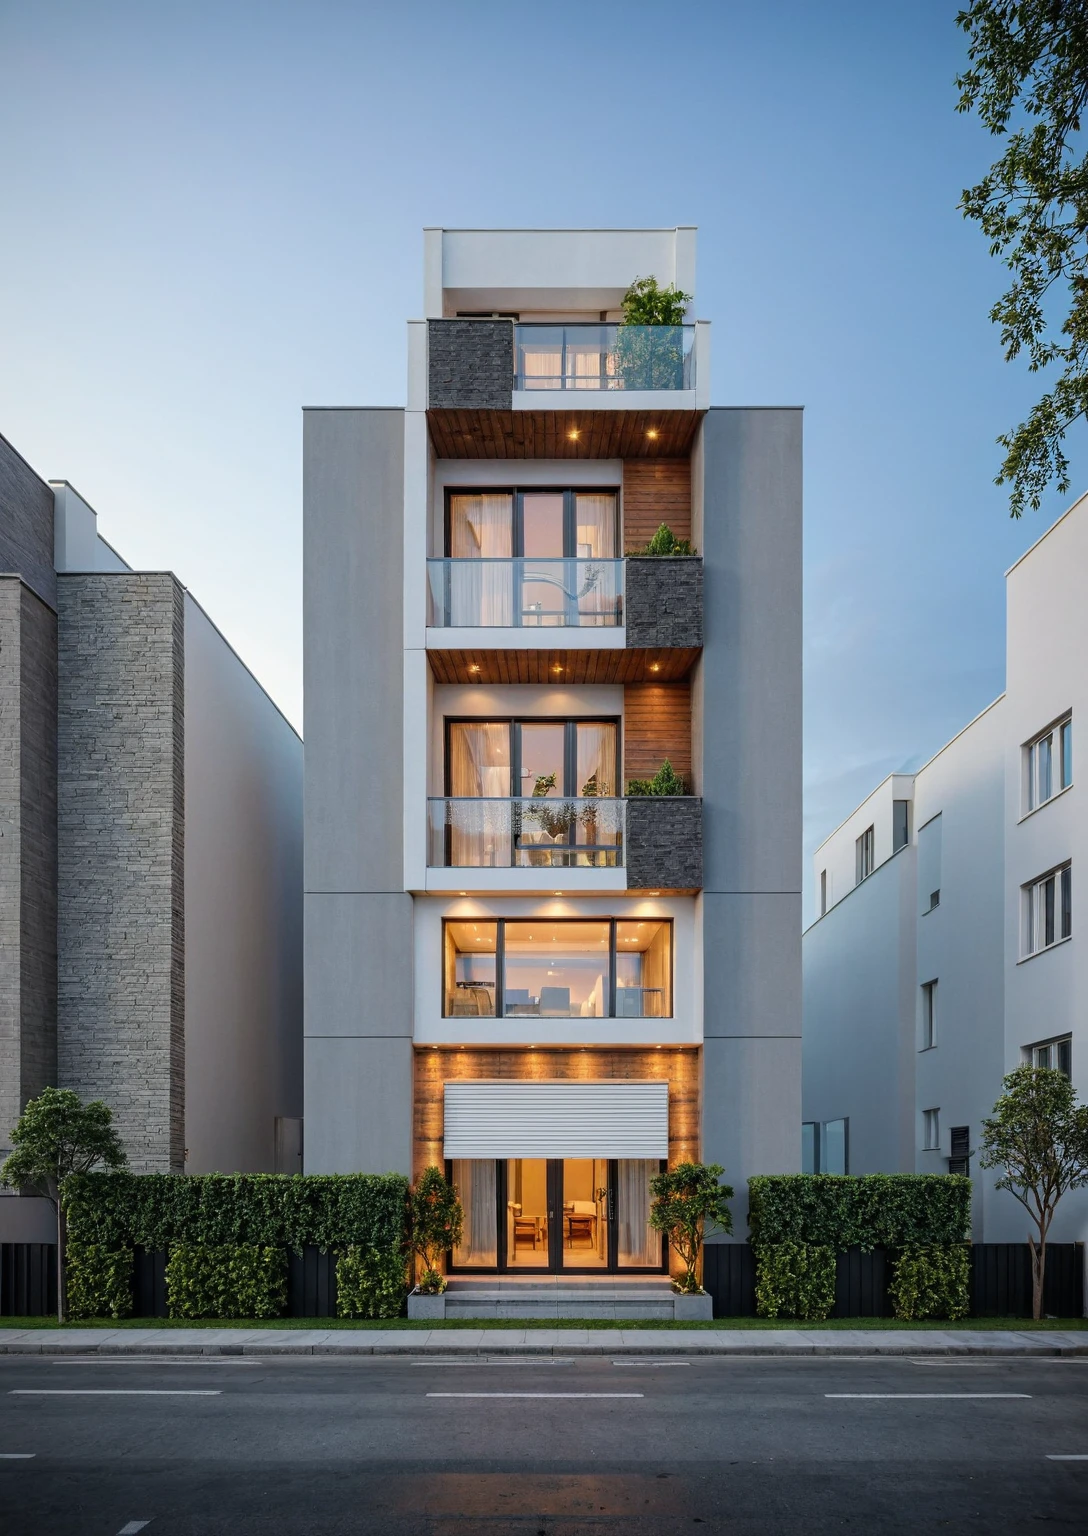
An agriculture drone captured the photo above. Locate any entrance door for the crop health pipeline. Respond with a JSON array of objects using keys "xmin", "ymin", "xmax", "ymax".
[{"xmin": 449, "ymin": 1158, "xmax": 664, "ymax": 1274}]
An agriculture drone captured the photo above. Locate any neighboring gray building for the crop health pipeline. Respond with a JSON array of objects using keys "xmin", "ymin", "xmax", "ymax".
[
  {"xmin": 804, "ymin": 489, "xmax": 1088, "ymax": 1251},
  {"xmin": 303, "ymin": 225, "xmax": 802, "ymax": 1267},
  {"xmin": 0, "ymin": 436, "xmax": 303, "ymax": 1180}
]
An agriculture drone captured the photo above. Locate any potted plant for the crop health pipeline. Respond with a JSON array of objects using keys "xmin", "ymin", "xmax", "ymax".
[
  {"xmin": 406, "ymin": 1165, "xmax": 464, "ymax": 1319},
  {"xmin": 626, "ymin": 759, "xmax": 687, "ymax": 797},
  {"xmin": 649, "ymin": 1161, "xmax": 734, "ymax": 1319},
  {"xmin": 636, "ymin": 522, "xmax": 695, "ymax": 556},
  {"xmin": 613, "ymin": 276, "xmax": 692, "ymax": 390}
]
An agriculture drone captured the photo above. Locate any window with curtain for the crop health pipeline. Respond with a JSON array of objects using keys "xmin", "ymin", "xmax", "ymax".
[
  {"xmin": 448, "ymin": 493, "xmax": 514, "ymax": 625},
  {"xmin": 616, "ymin": 1160, "xmax": 660, "ymax": 1266},
  {"xmin": 451, "ymin": 1159, "xmax": 498, "ymax": 1265}
]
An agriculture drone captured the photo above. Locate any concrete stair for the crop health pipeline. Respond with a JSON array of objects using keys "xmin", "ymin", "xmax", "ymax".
[{"xmin": 438, "ymin": 1276, "xmax": 679, "ymax": 1321}]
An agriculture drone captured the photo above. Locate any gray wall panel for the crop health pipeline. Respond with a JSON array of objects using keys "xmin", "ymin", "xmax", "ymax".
[
  {"xmin": 0, "ymin": 434, "xmax": 56, "ymax": 610},
  {"xmin": 703, "ymin": 1035, "xmax": 802, "ymax": 1233},
  {"xmin": 305, "ymin": 893, "xmax": 414, "ymax": 1038},
  {"xmin": 303, "ymin": 409, "xmax": 405, "ymax": 894},
  {"xmin": 702, "ymin": 892, "xmax": 801, "ymax": 1039},
  {"xmin": 699, "ymin": 408, "xmax": 802, "ymax": 895},
  {"xmin": 303, "ymin": 1036, "xmax": 413, "ymax": 1174}
]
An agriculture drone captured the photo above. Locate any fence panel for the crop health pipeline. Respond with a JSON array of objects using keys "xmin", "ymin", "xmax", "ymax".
[
  {"xmin": 703, "ymin": 1242, "xmax": 756, "ymax": 1318},
  {"xmin": 132, "ymin": 1249, "xmax": 169, "ymax": 1319},
  {"xmin": 287, "ymin": 1247, "xmax": 338, "ymax": 1318},
  {"xmin": 834, "ymin": 1246, "xmax": 891, "ymax": 1318},
  {"xmin": 0, "ymin": 1243, "xmax": 57, "ymax": 1317},
  {"xmin": 971, "ymin": 1242, "xmax": 1083, "ymax": 1318}
]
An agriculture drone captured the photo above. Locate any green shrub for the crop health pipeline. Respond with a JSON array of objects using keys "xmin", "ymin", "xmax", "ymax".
[
  {"xmin": 888, "ymin": 1245, "xmax": 970, "ymax": 1321},
  {"xmin": 636, "ymin": 523, "xmax": 695, "ymax": 557},
  {"xmin": 336, "ymin": 1246, "xmax": 407, "ymax": 1319},
  {"xmin": 747, "ymin": 1174, "xmax": 972, "ymax": 1251},
  {"xmin": 65, "ymin": 1171, "xmax": 410, "ymax": 1255},
  {"xmin": 165, "ymin": 1244, "xmax": 287, "ymax": 1320},
  {"xmin": 66, "ymin": 1243, "xmax": 133, "ymax": 1320},
  {"xmin": 754, "ymin": 1242, "xmax": 836, "ymax": 1320},
  {"xmin": 626, "ymin": 758, "xmax": 687, "ymax": 797}
]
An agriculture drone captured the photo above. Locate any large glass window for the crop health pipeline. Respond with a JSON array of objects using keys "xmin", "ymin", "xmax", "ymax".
[
  {"xmin": 446, "ymin": 488, "xmax": 618, "ymax": 560},
  {"xmin": 451, "ymin": 1159, "xmax": 498, "ymax": 1266},
  {"xmin": 1024, "ymin": 714, "xmax": 1073, "ymax": 812},
  {"xmin": 442, "ymin": 918, "xmax": 673, "ymax": 1019}
]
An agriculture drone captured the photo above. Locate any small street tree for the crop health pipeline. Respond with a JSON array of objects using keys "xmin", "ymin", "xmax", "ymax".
[
  {"xmin": 980, "ymin": 1064, "xmax": 1088, "ymax": 1319},
  {"xmin": 649, "ymin": 1162, "xmax": 734, "ymax": 1294},
  {"xmin": 408, "ymin": 1165, "xmax": 464, "ymax": 1294},
  {"xmin": 0, "ymin": 1088, "xmax": 127, "ymax": 1321}
]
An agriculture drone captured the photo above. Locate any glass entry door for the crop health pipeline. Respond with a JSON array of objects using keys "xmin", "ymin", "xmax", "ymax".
[{"xmin": 449, "ymin": 1158, "xmax": 664, "ymax": 1274}]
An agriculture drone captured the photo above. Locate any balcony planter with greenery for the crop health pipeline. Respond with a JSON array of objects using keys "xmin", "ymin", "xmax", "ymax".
[
  {"xmin": 613, "ymin": 276, "xmax": 692, "ymax": 390},
  {"xmin": 626, "ymin": 759, "xmax": 687, "ymax": 797},
  {"xmin": 633, "ymin": 522, "xmax": 695, "ymax": 557}
]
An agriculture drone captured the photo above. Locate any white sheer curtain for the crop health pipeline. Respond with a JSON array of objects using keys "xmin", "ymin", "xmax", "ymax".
[
  {"xmin": 617, "ymin": 1160, "xmax": 660, "ymax": 1267},
  {"xmin": 452, "ymin": 1160, "xmax": 498, "ymax": 1266},
  {"xmin": 449, "ymin": 494, "xmax": 513, "ymax": 625},
  {"xmin": 448, "ymin": 723, "xmax": 512, "ymax": 866}
]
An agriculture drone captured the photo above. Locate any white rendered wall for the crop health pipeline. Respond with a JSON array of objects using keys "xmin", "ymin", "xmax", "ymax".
[
  {"xmin": 812, "ymin": 773, "xmax": 915, "ymax": 915},
  {"xmin": 51, "ymin": 481, "xmax": 131, "ymax": 574},
  {"xmin": 426, "ymin": 227, "xmax": 696, "ymax": 318},
  {"xmin": 183, "ymin": 594, "xmax": 303, "ymax": 1173},
  {"xmin": 1003, "ymin": 494, "xmax": 1088, "ymax": 1245}
]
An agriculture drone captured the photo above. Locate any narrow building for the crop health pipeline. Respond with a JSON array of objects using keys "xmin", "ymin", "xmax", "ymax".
[{"xmin": 303, "ymin": 225, "xmax": 803, "ymax": 1274}]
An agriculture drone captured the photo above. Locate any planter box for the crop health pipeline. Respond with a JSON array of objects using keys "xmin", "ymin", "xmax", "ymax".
[
  {"xmin": 625, "ymin": 796, "xmax": 702, "ymax": 891},
  {"xmin": 624, "ymin": 557, "xmax": 702, "ymax": 648},
  {"xmin": 672, "ymin": 1291, "xmax": 713, "ymax": 1321},
  {"xmin": 407, "ymin": 1291, "xmax": 447, "ymax": 1320}
]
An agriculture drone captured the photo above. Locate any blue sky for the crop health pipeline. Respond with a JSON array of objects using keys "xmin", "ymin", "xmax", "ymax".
[{"xmin": 2, "ymin": 0, "xmax": 1085, "ymax": 921}]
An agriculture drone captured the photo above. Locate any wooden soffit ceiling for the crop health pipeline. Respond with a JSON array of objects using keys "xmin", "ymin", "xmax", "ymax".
[
  {"xmin": 427, "ymin": 647, "xmax": 700, "ymax": 686},
  {"xmin": 427, "ymin": 409, "xmax": 700, "ymax": 460}
]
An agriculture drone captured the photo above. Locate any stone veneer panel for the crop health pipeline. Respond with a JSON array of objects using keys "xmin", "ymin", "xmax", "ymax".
[
  {"xmin": 624, "ymin": 557, "xmax": 702, "ymax": 648},
  {"xmin": 57, "ymin": 573, "xmax": 185, "ymax": 1173},
  {"xmin": 625, "ymin": 796, "xmax": 703, "ymax": 892},
  {"xmin": 0, "ymin": 433, "xmax": 57, "ymax": 610},
  {"xmin": 0, "ymin": 579, "xmax": 58, "ymax": 1150},
  {"xmin": 428, "ymin": 320, "xmax": 514, "ymax": 410}
]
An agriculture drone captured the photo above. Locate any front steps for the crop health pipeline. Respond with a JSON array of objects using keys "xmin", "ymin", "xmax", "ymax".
[{"xmin": 408, "ymin": 1276, "xmax": 711, "ymax": 1321}]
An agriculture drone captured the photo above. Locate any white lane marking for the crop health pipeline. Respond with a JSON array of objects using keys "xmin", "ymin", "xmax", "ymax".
[
  {"xmin": 611, "ymin": 1360, "xmax": 690, "ymax": 1367},
  {"xmin": 52, "ymin": 1358, "xmax": 256, "ymax": 1366},
  {"xmin": 427, "ymin": 1392, "xmax": 643, "ymax": 1399},
  {"xmin": 411, "ymin": 1359, "xmax": 574, "ymax": 1367},
  {"xmin": 1047, "ymin": 1454, "xmax": 1088, "ymax": 1460},
  {"xmin": 0, "ymin": 1453, "xmax": 35, "ymax": 1459},
  {"xmin": 826, "ymin": 1393, "xmax": 1031, "ymax": 1400},
  {"xmin": 10, "ymin": 1390, "xmax": 220, "ymax": 1397},
  {"xmin": 118, "ymin": 1523, "xmax": 151, "ymax": 1534}
]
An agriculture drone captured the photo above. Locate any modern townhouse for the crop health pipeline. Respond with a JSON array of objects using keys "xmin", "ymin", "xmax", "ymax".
[
  {"xmin": 303, "ymin": 225, "xmax": 802, "ymax": 1284},
  {"xmin": 0, "ymin": 433, "xmax": 303, "ymax": 1206},
  {"xmin": 803, "ymin": 489, "xmax": 1088, "ymax": 1248}
]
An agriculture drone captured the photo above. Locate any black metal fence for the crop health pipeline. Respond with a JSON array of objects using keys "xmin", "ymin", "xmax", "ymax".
[{"xmin": 0, "ymin": 1244, "xmax": 57, "ymax": 1317}]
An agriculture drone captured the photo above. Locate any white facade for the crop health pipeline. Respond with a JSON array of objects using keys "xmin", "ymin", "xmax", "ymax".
[{"xmin": 804, "ymin": 490, "xmax": 1088, "ymax": 1247}]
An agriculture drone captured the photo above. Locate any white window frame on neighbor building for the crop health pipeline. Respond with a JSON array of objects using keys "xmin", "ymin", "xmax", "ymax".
[
  {"xmin": 923, "ymin": 1108, "xmax": 940, "ymax": 1151},
  {"xmin": 855, "ymin": 825, "xmax": 874, "ymax": 885},
  {"xmin": 920, "ymin": 979, "xmax": 938, "ymax": 1050},
  {"xmin": 1024, "ymin": 1034, "xmax": 1072, "ymax": 1077},
  {"xmin": 1021, "ymin": 862, "xmax": 1072, "ymax": 958},
  {"xmin": 1023, "ymin": 714, "xmax": 1072, "ymax": 815}
]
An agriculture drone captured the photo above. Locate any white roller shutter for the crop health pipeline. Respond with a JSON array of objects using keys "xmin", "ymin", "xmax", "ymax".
[{"xmin": 443, "ymin": 1079, "xmax": 668, "ymax": 1159}]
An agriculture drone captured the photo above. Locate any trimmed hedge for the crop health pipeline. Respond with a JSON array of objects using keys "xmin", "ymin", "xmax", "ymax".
[
  {"xmin": 754, "ymin": 1242, "xmax": 836, "ymax": 1321},
  {"xmin": 165, "ymin": 1244, "xmax": 287, "ymax": 1320},
  {"xmin": 748, "ymin": 1175, "xmax": 972, "ymax": 1251},
  {"xmin": 336, "ymin": 1247, "xmax": 408, "ymax": 1319},
  {"xmin": 888, "ymin": 1245, "xmax": 971, "ymax": 1321},
  {"xmin": 67, "ymin": 1244, "xmax": 133, "ymax": 1321},
  {"xmin": 64, "ymin": 1173, "xmax": 411, "ymax": 1320},
  {"xmin": 65, "ymin": 1172, "xmax": 410, "ymax": 1253}
]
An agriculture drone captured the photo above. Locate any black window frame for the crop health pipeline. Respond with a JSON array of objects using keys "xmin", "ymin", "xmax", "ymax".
[
  {"xmin": 442, "ymin": 915, "xmax": 674, "ymax": 1020},
  {"xmin": 444, "ymin": 486, "xmax": 620, "ymax": 560},
  {"xmin": 444, "ymin": 716, "xmax": 622, "ymax": 801}
]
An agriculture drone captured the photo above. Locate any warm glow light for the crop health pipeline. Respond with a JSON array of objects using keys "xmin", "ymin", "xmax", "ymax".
[
  {"xmin": 646, "ymin": 428, "xmax": 659, "ymax": 439},
  {"xmin": 568, "ymin": 429, "xmax": 579, "ymax": 440},
  {"xmin": 649, "ymin": 662, "xmax": 660, "ymax": 673},
  {"xmin": 554, "ymin": 891, "xmax": 563, "ymax": 896}
]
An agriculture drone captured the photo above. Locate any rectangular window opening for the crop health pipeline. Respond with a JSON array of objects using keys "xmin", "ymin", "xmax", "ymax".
[
  {"xmin": 921, "ymin": 980, "xmax": 938, "ymax": 1050},
  {"xmin": 923, "ymin": 1108, "xmax": 940, "ymax": 1152},
  {"xmin": 1024, "ymin": 714, "xmax": 1073, "ymax": 813},
  {"xmin": 1022, "ymin": 863, "xmax": 1072, "ymax": 956},
  {"xmin": 855, "ymin": 825, "xmax": 875, "ymax": 885}
]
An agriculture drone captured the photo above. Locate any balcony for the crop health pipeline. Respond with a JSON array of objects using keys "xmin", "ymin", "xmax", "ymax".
[
  {"xmin": 514, "ymin": 324, "xmax": 695, "ymax": 393},
  {"xmin": 427, "ymin": 558, "xmax": 623, "ymax": 629},
  {"xmin": 426, "ymin": 796, "xmax": 702, "ymax": 892}
]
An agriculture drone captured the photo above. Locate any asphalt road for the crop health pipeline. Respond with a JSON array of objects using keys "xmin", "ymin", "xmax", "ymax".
[{"xmin": 1, "ymin": 1352, "xmax": 1087, "ymax": 1533}]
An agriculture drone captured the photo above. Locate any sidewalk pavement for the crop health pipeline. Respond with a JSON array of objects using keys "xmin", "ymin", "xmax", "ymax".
[{"xmin": 1, "ymin": 1327, "xmax": 1086, "ymax": 1357}]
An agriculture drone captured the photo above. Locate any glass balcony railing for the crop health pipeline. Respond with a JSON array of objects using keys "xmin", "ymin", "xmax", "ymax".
[
  {"xmin": 428, "ymin": 797, "xmax": 625, "ymax": 869},
  {"xmin": 514, "ymin": 324, "xmax": 695, "ymax": 392},
  {"xmin": 427, "ymin": 558, "xmax": 623, "ymax": 628}
]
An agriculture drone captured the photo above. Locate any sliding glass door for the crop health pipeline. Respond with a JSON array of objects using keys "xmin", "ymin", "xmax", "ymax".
[{"xmin": 448, "ymin": 1158, "xmax": 665, "ymax": 1274}]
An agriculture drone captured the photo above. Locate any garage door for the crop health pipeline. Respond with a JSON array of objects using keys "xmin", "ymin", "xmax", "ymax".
[{"xmin": 443, "ymin": 1079, "xmax": 668, "ymax": 1159}]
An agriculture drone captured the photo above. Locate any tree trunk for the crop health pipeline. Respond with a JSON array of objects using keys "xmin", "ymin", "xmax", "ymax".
[
  {"xmin": 1028, "ymin": 1227, "xmax": 1047, "ymax": 1322},
  {"xmin": 56, "ymin": 1200, "xmax": 66, "ymax": 1324}
]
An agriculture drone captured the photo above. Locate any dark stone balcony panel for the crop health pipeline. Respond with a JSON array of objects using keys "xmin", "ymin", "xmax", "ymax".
[
  {"xmin": 625, "ymin": 797, "xmax": 702, "ymax": 892},
  {"xmin": 428, "ymin": 320, "xmax": 513, "ymax": 410},
  {"xmin": 624, "ymin": 557, "xmax": 702, "ymax": 649}
]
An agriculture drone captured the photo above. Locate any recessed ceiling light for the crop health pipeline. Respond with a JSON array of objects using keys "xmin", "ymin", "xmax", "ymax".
[
  {"xmin": 568, "ymin": 428, "xmax": 580, "ymax": 440},
  {"xmin": 646, "ymin": 428, "xmax": 659, "ymax": 440}
]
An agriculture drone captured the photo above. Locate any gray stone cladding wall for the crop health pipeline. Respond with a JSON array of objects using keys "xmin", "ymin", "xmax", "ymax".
[
  {"xmin": 625, "ymin": 796, "xmax": 703, "ymax": 892},
  {"xmin": 0, "ymin": 580, "xmax": 58, "ymax": 1150},
  {"xmin": 428, "ymin": 320, "xmax": 513, "ymax": 410},
  {"xmin": 0, "ymin": 434, "xmax": 56, "ymax": 610},
  {"xmin": 624, "ymin": 557, "xmax": 703, "ymax": 649},
  {"xmin": 57, "ymin": 574, "xmax": 185, "ymax": 1173}
]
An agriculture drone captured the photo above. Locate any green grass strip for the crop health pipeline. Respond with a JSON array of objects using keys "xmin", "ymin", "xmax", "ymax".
[{"xmin": 2, "ymin": 1315, "xmax": 1085, "ymax": 1331}]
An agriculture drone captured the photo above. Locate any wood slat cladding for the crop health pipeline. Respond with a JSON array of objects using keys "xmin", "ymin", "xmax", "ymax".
[
  {"xmin": 622, "ymin": 460, "xmax": 692, "ymax": 551},
  {"xmin": 624, "ymin": 682, "xmax": 692, "ymax": 788},
  {"xmin": 427, "ymin": 648, "xmax": 700, "ymax": 686},
  {"xmin": 427, "ymin": 408, "xmax": 700, "ymax": 460},
  {"xmin": 413, "ymin": 1046, "xmax": 701, "ymax": 1183}
]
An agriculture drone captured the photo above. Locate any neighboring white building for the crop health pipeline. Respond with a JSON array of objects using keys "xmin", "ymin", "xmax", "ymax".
[
  {"xmin": 303, "ymin": 226, "xmax": 803, "ymax": 1269},
  {"xmin": 804, "ymin": 489, "xmax": 1088, "ymax": 1246}
]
